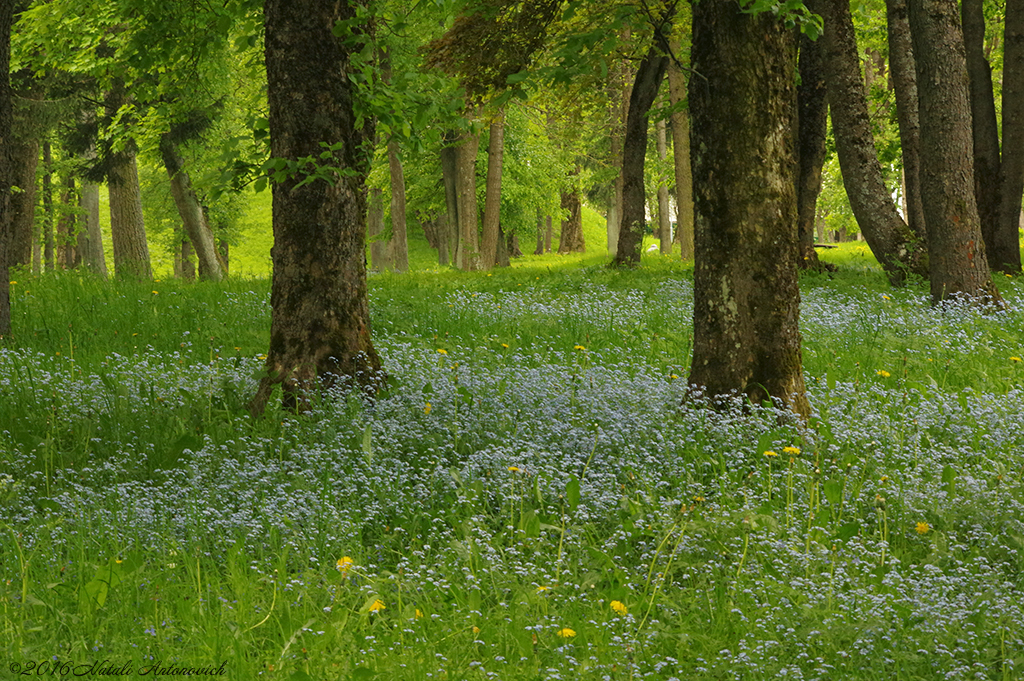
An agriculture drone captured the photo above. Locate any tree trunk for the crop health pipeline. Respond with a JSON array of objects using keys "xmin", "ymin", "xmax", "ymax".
[
  {"xmin": 250, "ymin": 0, "xmax": 383, "ymax": 415},
  {"xmin": 440, "ymin": 135, "xmax": 460, "ymax": 266},
  {"xmin": 56, "ymin": 175, "xmax": 76, "ymax": 269},
  {"xmin": 557, "ymin": 184, "xmax": 585, "ymax": 254},
  {"xmin": 607, "ymin": 35, "xmax": 630, "ymax": 256},
  {"xmin": 796, "ymin": 12, "xmax": 829, "ymax": 269},
  {"xmin": 159, "ymin": 134, "xmax": 223, "ymax": 281},
  {"xmin": 387, "ymin": 137, "xmax": 409, "ymax": 272},
  {"xmin": 217, "ymin": 239, "xmax": 229, "ymax": 274},
  {"xmin": 0, "ymin": 0, "xmax": 13, "ymax": 337},
  {"xmin": 885, "ymin": 0, "xmax": 927, "ymax": 242},
  {"xmin": 454, "ymin": 128, "xmax": 480, "ymax": 270},
  {"xmin": 77, "ymin": 180, "xmax": 106, "ymax": 277},
  {"xmin": 480, "ymin": 108, "xmax": 505, "ymax": 269},
  {"xmin": 997, "ymin": 3, "xmax": 1024, "ymax": 273},
  {"xmin": 907, "ymin": 0, "xmax": 1002, "ymax": 304},
  {"xmin": 655, "ymin": 116, "xmax": 672, "ymax": 254},
  {"xmin": 367, "ymin": 185, "xmax": 390, "ymax": 271},
  {"xmin": 496, "ymin": 223, "xmax": 510, "ymax": 267},
  {"xmin": 177, "ymin": 236, "xmax": 196, "ymax": 282},
  {"xmin": 42, "ymin": 140, "xmax": 53, "ymax": 271},
  {"xmin": 108, "ymin": 148, "xmax": 152, "ymax": 281},
  {"xmin": 544, "ymin": 214, "xmax": 552, "ymax": 251},
  {"xmin": 688, "ymin": 0, "xmax": 809, "ymax": 419},
  {"xmin": 614, "ymin": 38, "xmax": 669, "ymax": 267},
  {"xmin": 822, "ymin": 0, "xmax": 928, "ymax": 284},
  {"xmin": 962, "ymin": 0, "xmax": 1002, "ymax": 262},
  {"xmin": 9, "ymin": 138, "xmax": 37, "ymax": 268},
  {"xmin": 667, "ymin": 38, "xmax": 693, "ymax": 259},
  {"xmin": 534, "ymin": 207, "xmax": 544, "ymax": 254}
]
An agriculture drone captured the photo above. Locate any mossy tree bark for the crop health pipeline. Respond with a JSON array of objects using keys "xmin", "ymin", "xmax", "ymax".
[
  {"xmin": 250, "ymin": 0, "xmax": 383, "ymax": 415},
  {"xmin": 688, "ymin": 0, "xmax": 810, "ymax": 419}
]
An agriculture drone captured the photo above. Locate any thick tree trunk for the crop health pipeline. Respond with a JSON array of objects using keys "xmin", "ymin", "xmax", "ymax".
[
  {"xmin": 667, "ymin": 38, "xmax": 693, "ymax": 259},
  {"xmin": 77, "ymin": 180, "xmax": 106, "ymax": 277},
  {"xmin": 822, "ymin": 0, "xmax": 928, "ymax": 284},
  {"xmin": 796, "ymin": 14, "xmax": 829, "ymax": 269},
  {"xmin": 159, "ymin": 134, "xmax": 223, "ymax": 281},
  {"xmin": 367, "ymin": 185, "xmax": 390, "ymax": 271},
  {"xmin": 454, "ymin": 128, "xmax": 480, "ymax": 270},
  {"xmin": 9, "ymin": 138, "xmax": 37, "ymax": 268},
  {"xmin": 108, "ymin": 148, "xmax": 152, "ymax": 281},
  {"xmin": 688, "ymin": 0, "xmax": 809, "ymax": 419},
  {"xmin": 251, "ymin": 0, "xmax": 383, "ymax": 415},
  {"xmin": 655, "ymin": 116, "xmax": 672, "ymax": 254},
  {"xmin": 908, "ymin": 0, "xmax": 1002, "ymax": 304},
  {"xmin": 962, "ymin": 0, "xmax": 1002, "ymax": 261},
  {"xmin": 614, "ymin": 40, "xmax": 668, "ymax": 267},
  {"xmin": 557, "ymin": 184, "xmax": 585, "ymax": 254},
  {"xmin": 42, "ymin": 140, "xmax": 53, "ymax": 271},
  {"xmin": 885, "ymin": 0, "xmax": 927, "ymax": 242},
  {"xmin": 0, "ymin": 0, "xmax": 12, "ymax": 337},
  {"xmin": 387, "ymin": 137, "xmax": 409, "ymax": 272},
  {"xmin": 997, "ymin": 4, "xmax": 1024, "ymax": 273},
  {"xmin": 480, "ymin": 108, "xmax": 505, "ymax": 269}
]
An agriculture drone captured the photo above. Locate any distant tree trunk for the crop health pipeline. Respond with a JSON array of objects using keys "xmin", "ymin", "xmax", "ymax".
[
  {"xmin": 655, "ymin": 116, "xmax": 672, "ymax": 254},
  {"xmin": 506, "ymin": 226, "xmax": 521, "ymax": 258},
  {"xmin": 108, "ymin": 148, "xmax": 152, "ymax": 281},
  {"xmin": 176, "ymin": 236, "xmax": 196, "ymax": 282},
  {"xmin": 440, "ymin": 137, "xmax": 460, "ymax": 266},
  {"xmin": 544, "ymin": 214, "xmax": 552, "ymax": 251},
  {"xmin": 908, "ymin": 0, "xmax": 1002, "ymax": 304},
  {"xmin": 998, "ymin": 4, "xmax": 1024, "ymax": 274},
  {"xmin": 667, "ymin": 38, "xmax": 693, "ymax": 259},
  {"xmin": 822, "ymin": 0, "xmax": 927, "ymax": 284},
  {"xmin": 387, "ymin": 137, "xmax": 409, "ymax": 272},
  {"xmin": 885, "ymin": 0, "xmax": 927, "ymax": 242},
  {"xmin": 614, "ymin": 36, "xmax": 669, "ymax": 267},
  {"xmin": 250, "ymin": 0, "xmax": 383, "ymax": 415},
  {"xmin": 42, "ymin": 140, "xmax": 53, "ymax": 271},
  {"xmin": 367, "ymin": 185, "xmax": 390, "ymax": 271},
  {"xmin": 689, "ymin": 0, "xmax": 809, "ymax": 418},
  {"xmin": 962, "ymin": 0, "xmax": 1002, "ymax": 263},
  {"xmin": 607, "ymin": 36, "xmax": 630, "ymax": 255},
  {"xmin": 160, "ymin": 134, "xmax": 223, "ymax": 281},
  {"xmin": 796, "ymin": 11, "xmax": 829, "ymax": 269},
  {"xmin": 454, "ymin": 128, "xmax": 480, "ymax": 270},
  {"xmin": 217, "ymin": 239, "xmax": 228, "ymax": 274},
  {"xmin": 9, "ymin": 138, "xmax": 37, "ymax": 268},
  {"xmin": 0, "ymin": 0, "xmax": 12, "ymax": 337},
  {"xmin": 480, "ymin": 108, "xmax": 505, "ymax": 269},
  {"xmin": 56, "ymin": 175, "xmax": 76, "ymax": 269},
  {"xmin": 557, "ymin": 184, "xmax": 585, "ymax": 254},
  {"xmin": 77, "ymin": 181, "xmax": 106, "ymax": 277},
  {"xmin": 534, "ymin": 207, "xmax": 544, "ymax": 254},
  {"xmin": 496, "ymin": 223, "xmax": 510, "ymax": 267}
]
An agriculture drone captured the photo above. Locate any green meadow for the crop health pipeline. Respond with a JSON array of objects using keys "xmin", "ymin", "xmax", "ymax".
[{"xmin": 2, "ymin": 213, "xmax": 1023, "ymax": 680}]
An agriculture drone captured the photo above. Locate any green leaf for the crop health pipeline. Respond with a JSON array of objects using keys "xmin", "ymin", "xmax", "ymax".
[
  {"xmin": 823, "ymin": 479, "xmax": 843, "ymax": 507},
  {"xmin": 941, "ymin": 464, "xmax": 957, "ymax": 497},
  {"xmin": 566, "ymin": 475, "xmax": 580, "ymax": 511}
]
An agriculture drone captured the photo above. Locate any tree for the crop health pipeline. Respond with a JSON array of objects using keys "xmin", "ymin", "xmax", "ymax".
[
  {"xmin": 688, "ymin": 0, "xmax": 809, "ymax": 418},
  {"xmin": 998, "ymin": 3, "xmax": 1024, "ymax": 274},
  {"xmin": 249, "ymin": 0, "xmax": 383, "ymax": 415},
  {"xmin": 0, "ymin": 0, "xmax": 13, "ymax": 337},
  {"xmin": 795, "ymin": 3, "xmax": 828, "ymax": 269},
  {"xmin": 159, "ymin": 133, "xmax": 223, "ymax": 281},
  {"xmin": 666, "ymin": 36, "xmax": 692, "ymax": 259},
  {"xmin": 907, "ymin": 0, "xmax": 1001, "ymax": 304},
  {"xmin": 480, "ymin": 107, "xmax": 505, "ymax": 269}
]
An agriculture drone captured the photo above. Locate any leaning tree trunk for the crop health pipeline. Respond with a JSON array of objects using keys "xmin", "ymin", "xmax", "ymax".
[
  {"xmin": 0, "ymin": 0, "xmax": 13, "ymax": 337},
  {"xmin": 108, "ymin": 148, "xmax": 152, "ymax": 281},
  {"xmin": 454, "ymin": 127, "xmax": 480, "ymax": 270},
  {"xmin": 480, "ymin": 108, "xmax": 505, "ymax": 270},
  {"xmin": 667, "ymin": 37, "xmax": 693, "ymax": 259},
  {"xmin": 250, "ymin": 0, "xmax": 383, "ymax": 415},
  {"xmin": 885, "ymin": 0, "xmax": 927, "ymax": 243},
  {"xmin": 822, "ymin": 0, "xmax": 927, "ymax": 284},
  {"xmin": 908, "ymin": 0, "xmax": 1002, "ymax": 304},
  {"xmin": 614, "ymin": 39, "xmax": 669, "ymax": 267},
  {"xmin": 159, "ymin": 134, "xmax": 223, "ymax": 281},
  {"xmin": 997, "ymin": 3, "xmax": 1024, "ymax": 274},
  {"xmin": 688, "ymin": 0, "xmax": 809, "ymax": 419},
  {"xmin": 962, "ymin": 0, "xmax": 1003, "ymax": 263},
  {"xmin": 796, "ymin": 10, "xmax": 829, "ymax": 270}
]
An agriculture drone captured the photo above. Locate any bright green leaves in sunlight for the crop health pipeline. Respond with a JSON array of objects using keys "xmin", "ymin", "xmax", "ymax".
[{"xmin": 740, "ymin": 0, "xmax": 823, "ymax": 38}]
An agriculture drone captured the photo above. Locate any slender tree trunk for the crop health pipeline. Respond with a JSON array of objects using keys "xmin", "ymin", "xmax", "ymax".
[
  {"xmin": 480, "ymin": 108, "xmax": 505, "ymax": 269},
  {"xmin": 0, "ymin": 0, "xmax": 13, "ymax": 337},
  {"xmin": 160, "ymin": 134, "xmax": 223, "ymax": 281},
  {"xmin": 614, "ymin": 38, "xmax": 669, "ymax": 267},
  {"xmin": 177, "ymin": 236, "xmax": 196, "ymax": 282},
  {"xmin": 822, "ymin": 0, "xmax": 927, "ymax": 284},
  {"xmin": 440, "ymin": 137, "xmax": 460, "ymax": 266},
  {"xmin": 908, "ymin": 0, "xmax": 1002, "ymax": 304},
  {"xmin": 9, "ymin": 138, "xmax": 37, "ymax": 268},
  {"xmin": 998, "ymin": 3, "xmax": 1024, "ymax": 273},
  {"xmin": 667, "ymin": 38, "xmax": 693, "ymax": 259},
  {"xmin": 108, "ymin": 148, "xmax": 152, "ymax": 281},
  {"xmin": 250, "ymin": 0, "xmax": 383, "ymax": 415},
  {"xmin": 42, "ymin": 140, "xmax": 53, "ymax": 271},
  {"xmin": 689, "ymin": 0, "xmax": 809, "ymax": 418},
  {"xmin": 387, "ymin": 137, "xmax": 409, "ymax": 272},
  {"xmin": 655, "ymin": 117, "xmax": 672, "ymax": 254},
  {"xmin": 454, "ymin": 128, "xmax": 480, "ymax": 270},
  {"xmin": 557, "ymin": 182, "xmax": 585, "ymax": 253},
  {"xmin": 544, "ymin": 214, "xmax": 552, "ymax": 252},
  {"xmin": 77, "ymin": 180, "xmax": 106, "ymax": 277},
  {"xmin": 607, "ymin": 35, "xmax": 630, "ymax": 255},
  {"xmin": 368, "ymin": 185, "xmax": 390, "ymax": 271},
  {"xmin": 962, "ymin": 0, "xmax": 1002, "ymax": 260},
  {"xmin": 534, "ymin": 207, "xmax": 544, "ymax": 254},
  {"xmin": 56, "ymin": 175, "xmax": 76, "ymax": 268},
  {"xmin": 796, "ymin": 10, "xmax": 829, "ymax": 269},
  {"xmin": 885, "ymin": 0, "xmax": 927, "ymax": 242}
]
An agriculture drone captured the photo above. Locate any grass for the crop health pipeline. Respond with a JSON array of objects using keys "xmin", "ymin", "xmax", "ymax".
[{"xmin": 2, "ymin": 230, "xmax": 1024, "ymax": 680}]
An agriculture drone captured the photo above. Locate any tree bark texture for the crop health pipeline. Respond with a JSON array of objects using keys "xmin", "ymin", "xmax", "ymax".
[
  {"xmin": 77, "ymin": 180, "xmax": 106, "ymax": 277},
  {"xmin": 557, "ymin": 185, "xmax": 584, "ymax": 254},
  {"xmin": 908, "ymin": 0, "xmax": 1002, "ymax": 304},
  {"xmin": 480, "ymin": 109, "xmax": 505, "ymax": 269},
  {"xmin": 614, "ymin": 40, "xmax": 668, "ymax": 267},
  {"xmin": 667, "ymin": 39, "xmax": 693, "ymax": 259},
  {"xmin": 655, "ymin": 116, "xmax": 672, "ymax": 254},
  {"xmin": 251, "ymin": 0, "xmax": 383, "ymax": 415},
  {"xmin": 387, "ymin": 137, "xmax": 409, "ymax": 272},
  {"xmin": 56, "ymin": 175, "xmax": 76, "ymax": 269},
  {"xmin": 42, "ymin": 140, "xmax": 53, "ymax": 271},
  {"xmin": 160, "ymin": 134, "xmax": 223, "ymax": 281},
  {"xmin": 998, "ymin": 3, "xmax": 1024, "ymax": 273},
  {"xmin": 368, "ymin": 185, "xmax": 390, "ymax": 271},
  {"xmin": 688, "ymin": 0, "xmax": 809, "ymax": 419},
  {"xmin": 885, "ymin": 0, "xmax": 927, "ymax": 242},
  {"xmin": 108, "ymin": 148, "xmax": 152, "ymax": 281},
  {"xmin": 455, "ymin": 128, "xmax": 480, "ymax": 270},
  {"xmin": 0, "ymin": 0, "xmax": 12, "ymax": 336},
  {"xmin": 440, "ymin": 138, "xmax": 460, "ymax": 265},
  {"xmin": 822, "ymin": 0, "xmax": 927, "ymax": 284},
  {"xmin": 796, "ymin": 18, "xmax": 829, "ymax": 269},
  {"xmin": 962, "ymin": 0, "xmax": 1002, "ymax": 262},
  {"xmin": 9, "ymin": 137, "xmax": 37, "ymax": 268}
]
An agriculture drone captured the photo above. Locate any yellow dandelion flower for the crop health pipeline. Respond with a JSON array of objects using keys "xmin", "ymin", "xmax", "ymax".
[
  {"xmin": 557, "ymin": 628, "xmax": 576, "ymax": 638},
  {"xmin": 152, "ymin": 290, "xmax": 158, "ymax": 295},
  {"xmin": 472, "ymin": 626, "xmax": 481, "ymax": 635},
  {"xmin": 764, "ymin": 450, "xmax": 779, "ymax": 458},
  {"xmin": 915, "ymin": 522, "xmax": 930, "ymax": 535},
  {"xmin": 424, "ymin": 402, "xmax": 432, "ymax": 415},
  {"xmin": 508, "ymin": 466, "xmax": 521, "ymax": 473},
  {"xmin": 876, "ymin": 370, "xmax": 891, "ymax": 378},
  {"xmin": 693, "ymin": 495, "xmax": 705, "ymax": 503},
  {"xmin": 670, "ymin": 374, "xmax": 679, "ymax": 380},
  {"xmin": 369, "ymin": 599, "xmax": 386, "ymax": 612},
  {"xmin": 1011, "ymin": 356, "xmax": 1022, "ymax": 363},
  {"xmin": 415, "ymin": 609, "xmax": 423, "ymax": 619},
  {"xmin": 879, "ymin": 475, "xmax": 889, "ymax": 482},
  {"xmin": 782, "ymin": 446, "xmax": 800, "ymax": 455},
  {"xmin": 610, "ymin": 600, "xmax": 628, "ymax": 616},
  {"xmin": 574, "ymin": 345, "xmax": 586, "ymax": 351},
  {"xmin": 536, "ymin": 585, "xmax": 550, "ymax": 593},
  {"xmin": 8, "ymin": 281, "xmax": 15, "ymax": 285},
  {"xmin": 336, "ymin": 556, "xmax": 354, "ymax": 576},
  {"xmin": 437, "ymin": 348, "xmax": 448, "ymax": 355},
  {"xmin": 501, "ymin": 343, "xmax": 509, "ymax": 349}
]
